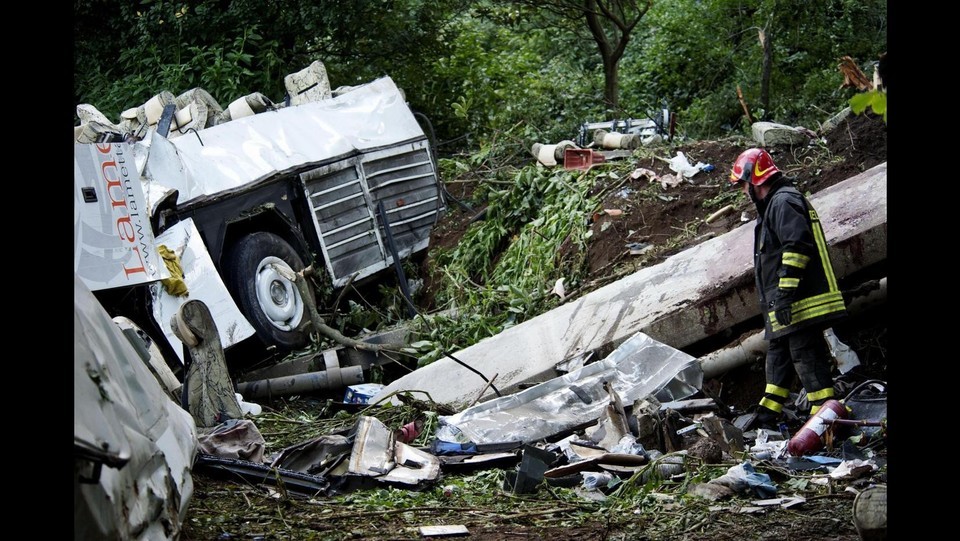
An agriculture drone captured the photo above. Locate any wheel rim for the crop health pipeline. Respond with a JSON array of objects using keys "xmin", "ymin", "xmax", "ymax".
[{"xmin": 254, "ymin": 256, "xmax": 304, "ymax": 331}]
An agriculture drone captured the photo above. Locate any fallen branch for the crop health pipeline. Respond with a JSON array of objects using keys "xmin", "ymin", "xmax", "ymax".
[
  {"xmin": 284, "ymin": 264, "xmax": 410, "ymax": 355},
  {"xmin": 468, "ymin": 373, "xmax": 499, "ymax": 407}
]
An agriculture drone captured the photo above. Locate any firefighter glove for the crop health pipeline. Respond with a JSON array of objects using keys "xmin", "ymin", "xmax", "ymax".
[{"xmin": 773, "ymin": 289, "xmax": 795, "ymax": 327}]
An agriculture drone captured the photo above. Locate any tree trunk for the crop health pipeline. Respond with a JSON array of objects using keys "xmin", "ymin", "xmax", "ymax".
[{"xmin": 603, "ymin": 56, "xmax": 620, "ymax": 114}]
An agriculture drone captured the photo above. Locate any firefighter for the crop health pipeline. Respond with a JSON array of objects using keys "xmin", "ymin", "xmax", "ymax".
[{"xmin": 729, "ymin": 148, "xmax": 848, "ymax": 426}]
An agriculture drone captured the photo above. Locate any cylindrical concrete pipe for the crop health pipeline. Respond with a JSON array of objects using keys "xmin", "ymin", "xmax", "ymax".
[{"xmin": 699, "ymin": 277, "xmax": 887, "ymax": 379}]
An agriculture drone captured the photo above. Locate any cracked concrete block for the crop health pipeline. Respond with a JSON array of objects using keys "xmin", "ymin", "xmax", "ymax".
[{"xmin": 751, "ymin": 121, "xmax": 811, "ymax": 146}]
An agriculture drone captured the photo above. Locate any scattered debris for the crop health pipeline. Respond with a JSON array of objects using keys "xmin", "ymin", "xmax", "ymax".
[
  {"xmin": 344, "ymin": 383, "xmax": 387, "ymax": 404},
  {"xmin": 824, "ymin": 328, "xmax": 862, "ymax": 374},
  {"xmin": 438, "ymin": 332, "xmax": 702, "ymax": 445},
  {"xmin": 838, "ymin": 55, "xmax": 874, "ymax": 91},
  {"xmin": 564, "ymin": 148, "xmax": 607, "ymax": 170},
  {"xmin": 626, "ymin": 242, "xmax": 653, "ymax": 255},
  {"xmin": 418, "ymin": 525, "xmax": 469, "ymax": 538},
  {"xmin": 751, "ymin": 496, "xmax": 806, "ymax": 509},
  {"xmin": 708, "ymin": 462, "xmax": 777, "ymax": 499},
  {"xmin": 531, "ymin": 140, "xmax": 580, "ymax": 166},
  {"xmin": 668, "ymin": 151, "xmax": 706, "ymax": 179},
  {"xmin": 197, "ymin": 419, "xmax": 267, "ymax": 462},
  {"xmin": 705, "ymin": 204, "xmax": 736, "ymax": 224},
  {"xmin": 594, "ymin": 128, "xmax": 640, "ymax": 150},
  {"xmin": 552, "ymin": 277, "xmax": 567, "ymax": 300}
]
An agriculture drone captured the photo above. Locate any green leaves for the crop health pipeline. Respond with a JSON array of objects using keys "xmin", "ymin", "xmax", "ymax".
[
  {"xmin": 849, "ymin": 89, "xmax": 887, "ymax": 123},
  {"xmin": 414, "ymin": 160, "xmax": 600, "ymax": 367}
]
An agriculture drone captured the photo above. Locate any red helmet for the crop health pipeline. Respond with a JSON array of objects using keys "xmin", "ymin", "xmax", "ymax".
[{"xmin": 729, "ymin": 148, "xmax": 780, "ymax": 186}]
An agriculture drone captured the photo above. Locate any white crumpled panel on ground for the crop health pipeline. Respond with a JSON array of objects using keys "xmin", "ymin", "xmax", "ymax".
[
  {"xmin": 440, "ymin": 332, "xmax": 703, "ymax": 445},
  {"xmin": 74, "ymin": 274, "xmax": 198, "ymax": 540}
]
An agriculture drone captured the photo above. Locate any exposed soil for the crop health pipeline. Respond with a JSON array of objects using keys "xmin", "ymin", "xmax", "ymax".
[{"xmin": 419, "ymin": 111, "xmax": 886, "ymax": 314}]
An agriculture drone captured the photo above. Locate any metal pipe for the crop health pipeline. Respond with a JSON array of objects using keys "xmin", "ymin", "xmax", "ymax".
[{"xmin": 236, "ymin": 365, "xmax": 364, "ymax": 400}]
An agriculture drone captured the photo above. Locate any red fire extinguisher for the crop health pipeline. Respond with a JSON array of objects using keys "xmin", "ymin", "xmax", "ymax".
[{"xmin": 787, "ymin": 399, "xmax": 848, "ymax": 456}]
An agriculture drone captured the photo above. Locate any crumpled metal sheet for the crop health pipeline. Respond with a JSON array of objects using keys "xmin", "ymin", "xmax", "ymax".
[
  {"xmin": 150, "ymin": 218, "xmax": 257, "ymax": 363},
  {"xmin": 74, "ymin": 274, "xmax": 198, "ymax": 540},
  {"xmin": 439, "ymin": 332, "xmax": 703, "ymax": 445},
  {"xmin": 138, "ymin": 76, "xmax": 424, "ymax": 206}
]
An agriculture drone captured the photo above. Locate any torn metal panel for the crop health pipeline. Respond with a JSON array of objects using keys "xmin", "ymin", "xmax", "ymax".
[
  {"xmin": 504, "ymin": 445, "xmax": 558, "ymax": 494},
  {"xmin": 270, "ymin": 435, "xmax": 353, "ymax": 476},
  {"xmin": 74, "ymin": 142, "xmax": 168, "ymax": 291},
  {"xmin": 439, "ymin": 333, "xmax": 703, "ymax": 445},
  {"xmin": 659, "ymin": 398, "xmax": 718, "ymax": 414},
  {"xmin": 345, "ymin": 416, "xmax": 440, "ymax": 485},
  {"xmin": 349, "ymin": 416, "xmax": 396, "ymax": 476},
  {"xmin": 380, "ymin": 442, "xmax": 440, "ymax": 485},
  {"xmin": 142, "ymin": 77, "xmax": 424, "ymax": 205},
  {"xmin": 439, "ymin": 452, "xmax": 520, "ymax": 472},
  {"xmin": 544, "ymin": 454, "xmax": 647, "ymax": 478},
  {"xmin": 194, "ymin": 454, "xmax": 331, "ymax": 497},
  {"xmin": 74, "ymin": 275, "xmax": 198, "ymax": 540},
  {"xmin": 150, "ymin": 218, "xmax": 256, "ymax": 363}
]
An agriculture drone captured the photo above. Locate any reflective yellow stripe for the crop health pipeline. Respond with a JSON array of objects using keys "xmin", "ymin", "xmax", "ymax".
[
  {"xmin": 810, "ymin": 404, "xmax": 821, "ymax": 414},
  {"xmin": 794, "ymin": 299, "xmax": 846, "ymax": 321},
  {"xmin": 765, "ymin": 384, "xmax": 790, "ymax": 398},
  {"xmin": 800, "ymin": 303, "xmax": 845, "ymax": 320},
  {"xmin": 808, "ymin": 206, "xmax": 839, "ymax": 292},
  {"xmin": 769, "ymin": 302, "xmax": 845, "ymax": 331},
  {"xmin": 768, "ymin": 310, "xmax": 782, "ymax": 330},
  {"xmin": 793, "ymin": 291, "xmax": 844, "ymax": 311},
  {"xmin": 779, "ymin": 278, "xmax": 800, "ymax": 289},
  {"xmin": 759, "ymin": 397, "xmax": 783, "ymax": 413},
  {"xmin": 807, "ymin": 387, "xmax": 835, "ymax": 401},
  {"xmin": 782, "ymin": 252, "xmax": 809, "ymax": 268}
]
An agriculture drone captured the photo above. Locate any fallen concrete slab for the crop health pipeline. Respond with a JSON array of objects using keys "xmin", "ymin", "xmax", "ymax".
[
  {"xmin": 699, "ymin": 277, "xmax": 886, "ymax": 379},
  {"xmin": 374, "ymin": 163, "xmax": 887, "ymax": 411}
]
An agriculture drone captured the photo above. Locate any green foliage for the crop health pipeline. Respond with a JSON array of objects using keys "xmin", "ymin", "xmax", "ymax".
[
  {"xmin": 849, "ymin": 90, "xmax": 886, "ymax": 122},
  {"xmin": 410, "ymin": 162, "xmax": 600, "ymax": 366},
  {"xmin": 74, "ymin": 0, "xmax": 460, "ymax": 123},
  {"xmin": 75, "ymin": 0, "xmax": 886, "ymax": 147},
  {"xmin": 427, "ymin": 3, "xmax": 605, "ymax": 147},
  {"xmin": 623, "ymin": 0, "xmax": 886, "ymax": 138}
]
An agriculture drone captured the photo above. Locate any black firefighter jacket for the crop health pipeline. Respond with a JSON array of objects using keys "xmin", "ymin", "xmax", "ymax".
[{"xmin": 753, "ymin": 181, "xmax": 847, "ymax": 339}]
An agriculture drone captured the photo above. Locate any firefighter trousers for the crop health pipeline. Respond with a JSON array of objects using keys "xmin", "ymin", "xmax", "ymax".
[{"xmin": 759, "ymin": 326, "xmax": 836, "ymax": 415}]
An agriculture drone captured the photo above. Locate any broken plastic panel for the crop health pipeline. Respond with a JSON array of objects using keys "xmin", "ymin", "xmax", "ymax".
[{"xmin": 439, "ymin": 332, "xmax": 703, "ymax": 445}]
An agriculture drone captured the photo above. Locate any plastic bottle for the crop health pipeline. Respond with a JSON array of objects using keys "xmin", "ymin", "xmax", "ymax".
[{"xmin": 787, "ymin": 399, "xmax": 847, "ymax": 456}]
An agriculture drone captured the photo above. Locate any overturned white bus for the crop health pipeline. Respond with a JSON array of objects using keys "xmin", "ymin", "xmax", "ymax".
[{"xmin": 75, "ymin": 73, "xmax": 444, "ymax": 372}]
